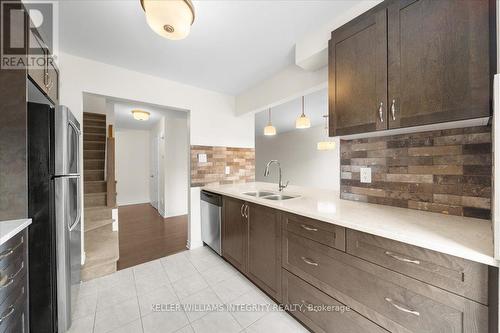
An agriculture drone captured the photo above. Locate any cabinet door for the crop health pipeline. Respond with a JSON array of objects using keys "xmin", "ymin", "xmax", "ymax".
[
  {"xmin": 46, "ymin": 55, "xmax": 58, "ymax": 104},
  {"xmin": 27, "ymin": 28, "xmax": 48, "ymax": 94},
  {"xmin": 387, "ymin": 0, "xmax": 491, "ymax": 129},
  {"xmin": 329, "ymin": 9, "xmax": 387, "ymax": 136},
  {"xmin": 222, "ymin": 197, "xmax": 247, "ymax": 273},
  {"xmin": 247, "ymin": 204, "xmax": 282, "ymax": 301}
]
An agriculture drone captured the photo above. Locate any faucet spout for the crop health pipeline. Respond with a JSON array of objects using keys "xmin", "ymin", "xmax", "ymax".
[{"xmin": 263, "ymin": 160, "xmax": 288, "ymax": 192}]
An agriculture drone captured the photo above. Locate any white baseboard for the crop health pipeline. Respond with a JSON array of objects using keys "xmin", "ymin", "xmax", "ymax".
[{"xmin": 187, "ymin": 239, "xmax": 203, "ymax": 250}]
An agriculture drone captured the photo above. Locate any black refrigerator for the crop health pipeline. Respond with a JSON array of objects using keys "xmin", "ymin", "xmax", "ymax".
[
  {"xmin": 27, "ymin": 79, "xmax": 82, "ymax": 333},
  {"xmin": 28, "ymin": 91, "xmax": 57, "ymax": 333}
]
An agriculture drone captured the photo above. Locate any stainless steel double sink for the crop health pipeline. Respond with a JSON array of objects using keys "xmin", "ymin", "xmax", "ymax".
[{"xmin": 242, "ymin": 191, "xmax": 299, "ymax": 201}]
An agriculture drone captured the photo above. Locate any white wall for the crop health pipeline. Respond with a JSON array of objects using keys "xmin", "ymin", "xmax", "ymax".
[
  {"xmin": 115, "ymin": 129, "xmax": 151, "ymax": 205},
  {"xmin": 164, "ymin": 114, "xmax": 189, "ymax": 218},
  {"xmin": 255, "ymin": 126, "xmax": 340, "ymax": 191},
  {"xmin": 59, "ymin": 52, "xmax": 254, "ymax": 255},
  {"xmin": 235, "ymin": 65, "xmax": 327, "ymax": 115}
]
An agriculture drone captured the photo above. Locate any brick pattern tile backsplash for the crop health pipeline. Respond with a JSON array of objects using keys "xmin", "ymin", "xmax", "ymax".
[
  {"xmin": 340, "ymin": 126, "xmax": 492, "ymax": 219},
  {"xmin": 191, "ymin": 146, "xmax": 255, "ymax": 187}
]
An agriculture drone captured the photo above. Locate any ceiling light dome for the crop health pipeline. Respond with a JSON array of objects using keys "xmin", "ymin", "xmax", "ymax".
[
  {"xmin": 140, "ymin": 0, "xmax": 195, "ymax": 40},
  {"xmin": 131, "ymin": 110, "xmax": 150, "ymax": 121}
]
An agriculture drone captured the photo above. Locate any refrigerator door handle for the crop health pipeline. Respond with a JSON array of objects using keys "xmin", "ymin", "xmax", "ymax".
[{"xmin": 68, "ymin": 178, "xmax": 81, "ymax": 232}]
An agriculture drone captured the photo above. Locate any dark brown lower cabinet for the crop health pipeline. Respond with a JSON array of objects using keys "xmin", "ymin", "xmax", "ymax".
[
  {"xmin": 220, "ymin": 195, "xmax": 495, "ymax": 333},
  {"xmin": 222, "ymin": 197, "xmax": 247, "ymax": 272},
  {"xmin": 247, "ymin": 203, "xmax": 282, "ymax": 301},
  {"xmin": 283, "ymin": 231, "xmax": 489, "ymax": 333},
  {"xmin": 222, "ymin": 198, "xmax": 282, "ymax": 302},
  {"xmin": 283, "ymin": 269, "xmax": 389, "ymax": 333}
]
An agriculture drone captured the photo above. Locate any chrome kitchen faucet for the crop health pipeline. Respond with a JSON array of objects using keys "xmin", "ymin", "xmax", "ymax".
[{"xmin": 264, "ymin": 160, "xmax": 289, "ymax": 192}]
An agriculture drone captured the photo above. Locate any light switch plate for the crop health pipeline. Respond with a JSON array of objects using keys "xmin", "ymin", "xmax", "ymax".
[
  {"xmin": 198, "ymin": 153, "xmax": 207, "ymax": 163},
  {"xmin": 360, "ymin": 167, "xmax": 372, "ymax": 183},
  {"xmin": 225, "ymin": 166, "xmax": 231, "ymax": 175}
]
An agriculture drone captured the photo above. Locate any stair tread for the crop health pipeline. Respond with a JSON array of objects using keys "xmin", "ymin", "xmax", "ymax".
[
  {"xmin": 85, "ymin": 218, "xmax": 114, "ymax": 232},
  {"xmin": 84, "ymin": 205, "xmax": 110, "ymax": 211},
  {"xmin": 83, "ymin": 226, "xmax": 119, "ymax": 267}
]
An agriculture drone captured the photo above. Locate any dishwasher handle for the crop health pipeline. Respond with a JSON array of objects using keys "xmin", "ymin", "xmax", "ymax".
[{"xmin": 201, "ymin": 191, "xmax": 222, "ymax": 206}]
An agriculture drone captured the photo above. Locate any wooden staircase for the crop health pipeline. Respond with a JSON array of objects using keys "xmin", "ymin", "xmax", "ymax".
[{"xmin": 82, "ymin": 112, "xmax": 119, "ymax": 281}]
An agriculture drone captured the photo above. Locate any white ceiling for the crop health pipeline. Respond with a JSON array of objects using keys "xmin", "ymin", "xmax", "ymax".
[
  {"xmin": 255, "ymin": 88, "xmax": 327, "ymax": 136},
  {"xmin": 59, "ymin": 1, "xmax": 359, "ymax": 95},
  {"xmin": 112, "ymin": 99, "xmax": 187, "ymax": 130}
]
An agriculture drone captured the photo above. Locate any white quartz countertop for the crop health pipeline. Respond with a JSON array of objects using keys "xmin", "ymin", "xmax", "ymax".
[
  {"xmin": 203, "ymin": 182, "xmax": 498, "ymax": 267},
  {"xmin": 0, "ymin": 219, "xmax": 31, "ymax": 246}
]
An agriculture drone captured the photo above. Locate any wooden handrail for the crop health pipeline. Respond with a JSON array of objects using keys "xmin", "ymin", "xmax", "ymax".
[{"xmin": 106, "ymin": 125, "xmax": 116, "ymax": 208}]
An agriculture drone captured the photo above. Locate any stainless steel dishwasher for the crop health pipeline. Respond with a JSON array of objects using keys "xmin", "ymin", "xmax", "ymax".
[{"xmin": 200, "ymin": 190, "xmax": 222, "ymax": 255}]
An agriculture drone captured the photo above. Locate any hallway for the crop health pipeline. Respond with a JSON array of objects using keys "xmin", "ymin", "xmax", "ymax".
[{"xmin": 117, "ymin": 203, "xmax": 188, "ymax": 270}]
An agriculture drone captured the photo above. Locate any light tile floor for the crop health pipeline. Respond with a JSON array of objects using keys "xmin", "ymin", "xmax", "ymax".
[{"xmin": 69, "ymin": 246, "xmax": 308, "ymax": 333}]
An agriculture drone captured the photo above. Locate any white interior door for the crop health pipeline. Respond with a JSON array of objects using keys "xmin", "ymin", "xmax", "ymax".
[{"xmin": 150, "ymin": 135, "xmax": 159, "ymax": 210}]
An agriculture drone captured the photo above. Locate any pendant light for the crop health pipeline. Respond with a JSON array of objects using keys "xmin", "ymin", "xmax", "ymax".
[
  {"xmin": 140, "ymin": 0, "xmax": 195, "ymax": 40},
  {"xmin": 317, "ymin": 115, "xmax": 336, "ymax": 150},
  {"xmin": 131, "ymin": 110, "xmax": 150, "ymax": 121},
  {"xmin": 263, "ymin": 108, "xmax": 277, "ymax": 136},
  {"xmin": 296, "ymin": 96, "xmax": 311, "ymax": 129}
]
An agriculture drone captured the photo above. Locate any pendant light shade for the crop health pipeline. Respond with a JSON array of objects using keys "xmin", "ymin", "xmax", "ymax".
[
  {"xmin": 264, "ymin": 108, "xmax": 276, "ymax": 136},
  {"xmin": 141, "ymin": 0, "xmax": 195, "ymax": 40},
  {"xmin": 317, "ymin": 115, "xmax": 336, "ymax": 151},
  {"xmin": 296, "ymin": 96, "xmax": 311, "ymax": 129},
  {"xmin": 131, "ymin": 110, "xmax": 150, "ymax": 121}
]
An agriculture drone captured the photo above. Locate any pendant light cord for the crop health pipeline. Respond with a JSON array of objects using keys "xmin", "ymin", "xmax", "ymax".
[{"xmin": 301, "ymin": 96, "xmax": 305, "ymax": 117}]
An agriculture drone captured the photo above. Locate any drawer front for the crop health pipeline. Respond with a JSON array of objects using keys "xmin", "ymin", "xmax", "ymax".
[
  {"xmin": 0, "ymin": 233, "xmax": 24, "ymax": 271},
  {"xmin": 282, "ymin": 269, "xmax": 389, "ymax": 333},
  {"xmin": 0, "ymin": 257, "xmax": 26, "ymax": 307},
  {"xmin": 283, "ymin": 231, "xmax": 488, "ymax": 333},
  {"xmin": 0, "ymin": 270, "xmax": 27, "ymax": 333},
  {"xmin": 346, "ymin": 230, "xmax": 488, "ymax": 305},
  {"xmin": 283, "ymin": 213, "xmax": 345, "ymax": 251}
]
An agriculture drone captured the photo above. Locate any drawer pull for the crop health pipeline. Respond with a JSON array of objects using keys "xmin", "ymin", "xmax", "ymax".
[
  {"xmin": 384, "ymin": 297, "xmax": 420, "ymax": 317},
  {"xmin": 301, "ymin": 225, "xmax": 318, "ymax": 232},
  {"xmin": 0, "ymin": 306, "xmax": 14, "ymax": 324},
  {"xmin": 384, "ymin": 251, "xmax": 420, "ymax": 265},
  {"xmin": 0, "ymin": 239, "xmax": 23, "ymax": 261},
  {"xmin": 0, "ymin": 263, "xmax": 24, "ymax": 289},
  {"xmin": 301, "ymin": 257, "xmax": 319, "ymax": 266}
]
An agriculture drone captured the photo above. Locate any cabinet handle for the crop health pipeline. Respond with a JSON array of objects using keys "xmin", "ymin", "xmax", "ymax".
[
  {"xmin": 391, "ymin": 99, "xmax": 396, "ymax": 121},
  {"xmin": 300, "ymin": 300, "xmax": 314, "ymax": 311},
  {"xmin": 378, "ymin": 102, "xmax": 384, "ymax": 122},
  {"xmin": 301, "ymin": 256, "xmax": 319, "ymax": 266},
  {"xmin": 240, "ymin": 204, "xmax": 245, "ymax": 217},
  {"xmin": 0, "ymin": 306, "xmax": 14, "ymax": 324},
  {"xmin": 0, "ymin": 239, "xmax": 23, "ymax": 261},
  {"xmin": 384, "ymin": 297, "xmax": 420, "ymax": 316},
  {"xmin": 384, "ymin": 251, "xmax": 420, "ymax": 265},
  {"xmin": 244, "ymin": 205, "xmax": 249, "ymax": 219},
  {"xmin": 300, "ymin": 224, "xmax": 317, "ymax": 232}
]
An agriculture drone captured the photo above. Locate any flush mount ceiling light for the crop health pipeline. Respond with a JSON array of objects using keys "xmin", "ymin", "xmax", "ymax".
[
  {"xmin": 317, "ymin": 115, "xmax": 336, "ymax": 151},
  {"xmin": 264, "ymin": 108, "xmax": 277, "ymax": 136},
  {"xmin": 296, "ymin": 96, "xmax": 311, "ymax": 129},
  {"xmin": 140, "ymin": 0, "xmax": 195, "ymax": 40},
  {"xmin": 131, "ymin": 110, "xmax": 150, "ymax": 121}
]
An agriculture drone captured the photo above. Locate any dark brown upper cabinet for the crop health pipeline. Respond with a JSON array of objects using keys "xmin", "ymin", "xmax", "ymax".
[
  {"xmin": 329, "ymin": 0, "xmax": 494, "ymax": 136},
  {"xmin": 329, "ymin": 9, "xmax": 388, "ymax": 136}
]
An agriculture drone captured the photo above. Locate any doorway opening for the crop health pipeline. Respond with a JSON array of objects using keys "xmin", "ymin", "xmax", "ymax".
[{"xmin": 81, "ymin": 93, "xmax": 190, "ymax": 278}]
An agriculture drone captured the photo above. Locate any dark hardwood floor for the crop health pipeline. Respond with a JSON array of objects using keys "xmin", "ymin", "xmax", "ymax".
[{"xmin": 117, "ymin": 203, "xmax": 188, "ymax": 270}]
